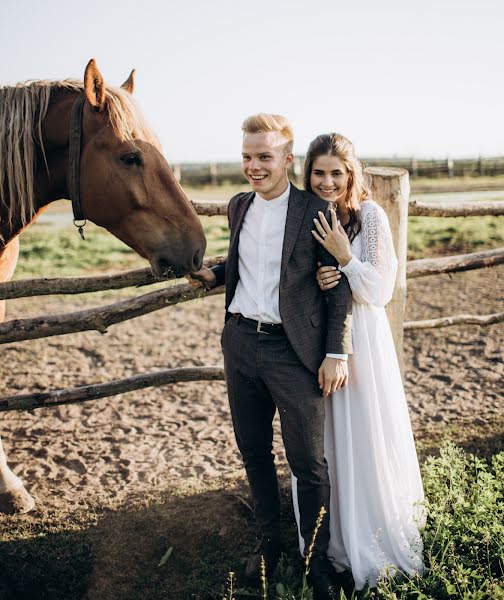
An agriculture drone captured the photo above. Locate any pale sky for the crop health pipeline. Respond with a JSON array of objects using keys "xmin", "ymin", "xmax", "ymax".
[{"xmin": 1, "ymin": 0, "xmax": 503, "ymax": 162}]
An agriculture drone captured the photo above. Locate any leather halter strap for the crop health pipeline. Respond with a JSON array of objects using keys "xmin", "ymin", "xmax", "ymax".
[{"xmin": 68, "ymin": 94, "xmax": 87, "ymax": 239}]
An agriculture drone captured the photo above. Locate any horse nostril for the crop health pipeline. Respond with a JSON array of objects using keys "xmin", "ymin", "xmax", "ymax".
[
  {"xmin": 157, "ymin": 258, "xmax": 176, "ymax": 278},
  {"xmin": 192, "ymin": 248, "xmax": 204, "ymax": 271}
]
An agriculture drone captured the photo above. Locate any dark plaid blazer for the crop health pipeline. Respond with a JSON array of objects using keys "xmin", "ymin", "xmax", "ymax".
[{"xmin": 212, "ymin": 183, "xmax": 353, "ymax": 374}]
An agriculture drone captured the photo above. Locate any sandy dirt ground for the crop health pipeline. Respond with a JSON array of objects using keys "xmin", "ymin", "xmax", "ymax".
[{"xmin": 0, "ymin": 266, "xmax": 502, "ymax": 515}]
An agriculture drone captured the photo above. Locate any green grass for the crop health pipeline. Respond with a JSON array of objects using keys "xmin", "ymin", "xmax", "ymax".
[
  {"xmin": 9, "ymin": 182, "xmax": 502, "ymax": 279},
  {"xmin": 407, "ymin": 216, "xmax": 504, "ymax": 259},
  {"xmin": 0, "ymin": 444, "xmax": 502, "ymax": 599},
  {"xmin": 13, "ymin": 211, "xmax": 501, "ymax": 281},
  {"xmin": 14, "ymin": 215, "xmax": 230, "ymax": 280}
]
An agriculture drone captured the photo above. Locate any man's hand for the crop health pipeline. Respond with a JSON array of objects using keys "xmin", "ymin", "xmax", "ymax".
[
  {"xmin": 318, "ymin": 357, "xmax": 348, "ymax": 397},
  {"xmin": 186, "ymin": 267, "xmax": 216, "ymax": 290}
]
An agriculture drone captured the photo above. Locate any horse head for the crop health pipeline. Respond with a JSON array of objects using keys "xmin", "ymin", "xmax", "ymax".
[{"xmin": 77, "ymin": 59, "xmax": 206, "ymax": 278}]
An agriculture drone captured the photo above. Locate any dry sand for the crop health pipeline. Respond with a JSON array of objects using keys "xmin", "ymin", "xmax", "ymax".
[{"xmin": 0, "ymin": 266, "xmax": 502, "ymax": 515}]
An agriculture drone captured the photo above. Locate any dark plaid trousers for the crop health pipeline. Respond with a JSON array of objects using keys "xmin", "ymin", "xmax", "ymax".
[{"xmin": 221, "ymin": 314, "xmax": 330, "ymax": 555}]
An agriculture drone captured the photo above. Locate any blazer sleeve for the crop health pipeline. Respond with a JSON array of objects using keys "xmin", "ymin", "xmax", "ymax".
[
  {"xmin": 210, "ymin": 193, "xmax": 239, "ymax": 287},
  {"xmin": 211, "ymin": 261, "xmax": 226, "ymax": 288},
  {"xmin": 315, "ymin": 209, "xmax": 353, "ymax": 355}
]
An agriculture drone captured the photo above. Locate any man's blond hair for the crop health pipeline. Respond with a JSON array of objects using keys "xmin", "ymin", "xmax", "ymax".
[{"xmin": 242, "ymin": 113, "xmax": 294, "ymax": 154}]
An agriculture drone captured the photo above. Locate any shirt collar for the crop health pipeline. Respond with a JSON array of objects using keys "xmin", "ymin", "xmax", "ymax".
[{"xmin": 255, "ymin": 182, "xmax": 291, "ymax": 206}]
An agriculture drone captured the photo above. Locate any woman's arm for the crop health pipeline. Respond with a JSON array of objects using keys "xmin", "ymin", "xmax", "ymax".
[{"xmin": 314, "ymin": 202, "xmax": 398, "ymax": 307}]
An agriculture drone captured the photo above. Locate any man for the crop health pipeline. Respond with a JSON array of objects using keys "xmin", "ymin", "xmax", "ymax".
[{"xmin": 191, "ymin": 114, "xmax": 352, "ymax": 598}]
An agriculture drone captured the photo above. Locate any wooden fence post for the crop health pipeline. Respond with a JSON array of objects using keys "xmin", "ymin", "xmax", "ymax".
[
  {"xmin": 210, "ymin": 163, "xmax": 218, "ymax": 186},
  {"xmin": 293, "ymin": 156, "xmax": 303, "ymax": 185},
  {"xmin": 478, "ymin": 156, "xmax": 484, "ymax": 176},
  {"xmin": 365, "ymin": 167, "xmax": 409, "ymax": 375},
  {"xmin": 410, "ymin": 156, "xmax": 418, "ymax": 179},
  {"xmin": 447, "ymin": 157, "xmax": 454, "ymax": 178},
  {"xmin": 173, "ymin": 164, "xmax": 182, "ymax": 183}
]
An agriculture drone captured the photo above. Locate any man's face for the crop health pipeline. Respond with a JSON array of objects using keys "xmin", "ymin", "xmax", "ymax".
[{"xmin": 242, "ymin": 131, "xmax": 293, "ymax": 200}]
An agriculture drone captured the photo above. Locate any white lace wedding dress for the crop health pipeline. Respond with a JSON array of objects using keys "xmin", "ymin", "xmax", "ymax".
[{"xmin": 292, "ymin": 199, "xmax": 425, "ymax": 590}]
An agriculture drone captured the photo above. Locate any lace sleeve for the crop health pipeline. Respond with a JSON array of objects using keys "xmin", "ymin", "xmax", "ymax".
[{"xmin": 339, "ymin": 201, "xmax": 398, "ymax": 306}]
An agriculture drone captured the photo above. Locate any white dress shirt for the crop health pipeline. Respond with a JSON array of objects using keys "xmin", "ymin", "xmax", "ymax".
[
  {"xmin": 228, "ymin": 183, "xmax": 347, "ymax": 360},
  {"xmin": 229, "ymin": 185, "xmax": 289, "ymax": 322}
]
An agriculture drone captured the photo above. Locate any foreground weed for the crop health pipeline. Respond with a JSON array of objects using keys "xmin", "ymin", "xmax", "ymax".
[
  {"xmin": 223, "ymin": 572, "xmax": 236, "ymax": 600},
  {"xmin": 374, "ymin": 443, "xmax": 503, "ymax": 599},
  {"xmin": 227, "ymin": 444, "xmax": 503, "ymax": 600}
]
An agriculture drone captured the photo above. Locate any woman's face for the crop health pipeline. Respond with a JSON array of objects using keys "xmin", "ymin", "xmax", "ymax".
[{"xmin": 310, "ymin": 154, "xmax": 350, "ymax": 203}]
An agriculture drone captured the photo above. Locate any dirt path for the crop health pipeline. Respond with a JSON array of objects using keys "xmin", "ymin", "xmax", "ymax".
[{"xmin": 0, "ymin": 267, "xmax": 502, "ymax": 514}]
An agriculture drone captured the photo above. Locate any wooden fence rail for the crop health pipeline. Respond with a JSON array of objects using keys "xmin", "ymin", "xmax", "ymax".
[
  {"xmin": 408, "ymin": 200, "xmax": 504, "ymax": 217},
  {"xmin": 406, "ymin": 248, "xmax": 504, "ymax": 278},
  {"xmin": 0, "ymin": 167, "xmax": 503, "ymax": 410},
  {"xmin": 193, "ymin": 199, "xmax": 504, "ymax": 219},
  {"xmin": 2, "ymin": 249, "xmax": 502, "ymax": 301},
  {"xmin": 0, "ymin": 367, "xmax": 225, "ymax": 413},
  {"xmin": 0, "ymin": 256, "xmax": 226, "ymax": 301},
  {"xmin": 0, "ymin": 282, "xmax": 225, "ymax": 345},
  {"xmin": 403, "ymin": 311, "xmax": 504, "ymax": 331},
  {"xmin": 1, "ymin": 245, "xmax": 502, "ymax": 345},
  {"xmin": 0, "ymin": 310, "xmax": 502, "ymax": 412}
]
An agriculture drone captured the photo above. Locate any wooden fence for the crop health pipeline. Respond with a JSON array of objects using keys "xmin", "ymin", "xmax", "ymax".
[{"xmin": 0, "ymin": 168, "xmax": 503, "ymax": 412}]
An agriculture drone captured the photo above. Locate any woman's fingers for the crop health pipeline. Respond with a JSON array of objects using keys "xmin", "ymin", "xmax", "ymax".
[
  {"xmin": 317, "ymin": 211, "xmax": 332, "ymax": 233},
  {"xmin": 321, "ymin": 279, "xmax": 340, "ymax": 290},
  {"xmin": 329, "ymin": 207, "xmax": 339, "ymax": 231},
  {"xmin": 313, "ymin": 217, "xmax": 328, "ymax": 237},
  {"xmin": 311, "ymin": 229, "xmax": 326, "ymax": 245},
  {"xmin": 322, "ymin": 272, "xmax": 341, "ymax": 283},
  {"xmin": 317, "ymin": 266, "xmax": 341, "ymax": 289},
  {"xmin": 318, "ymin": 265, "xmax": 337, "ymax": 275},
  {"xmin": 320, "ymin": 274, "xmax": 341, "ymax": 284},
  {"xmin": 318, "ymin": 278, "xmax": 341, "ymax": 290}
]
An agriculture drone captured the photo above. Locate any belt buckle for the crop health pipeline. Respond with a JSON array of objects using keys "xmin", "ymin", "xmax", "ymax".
[{"xmin": 256, "ymin": 321, "xmax": 270, "ymax": 335}]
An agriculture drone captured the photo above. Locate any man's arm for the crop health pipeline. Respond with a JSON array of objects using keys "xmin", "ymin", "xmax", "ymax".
[
  {"xmin": 317, "ymin": 243, "xmax": 353, "ymax": 355},
  {"xmin": 188, "ymin": 193, "xmax": 240, "ymax": 289},
  {"xmin": 316, "ymin": 244, "xmax": 352, "ymax": 395}
]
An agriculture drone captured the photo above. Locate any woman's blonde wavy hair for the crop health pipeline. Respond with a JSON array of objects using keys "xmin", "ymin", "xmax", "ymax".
[
  {"xmin": 0, "ymin": 79, "xmax": 159, "ymax": 242},
  {"xmin": 304, "ymin": 133, "xmax": 370, "ymax": 241}
]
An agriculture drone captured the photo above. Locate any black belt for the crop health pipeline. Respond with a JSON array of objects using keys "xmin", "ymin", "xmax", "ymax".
[{"xmin": 232, "ymin": 313, "xmax": 285, "ymax": 335}]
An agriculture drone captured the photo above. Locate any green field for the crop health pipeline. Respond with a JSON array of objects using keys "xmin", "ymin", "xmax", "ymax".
[{"xmin": 12, "ymin": 187, "xmax": 504, "ymax": 280}]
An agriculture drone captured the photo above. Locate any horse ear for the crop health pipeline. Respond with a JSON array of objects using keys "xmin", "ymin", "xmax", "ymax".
[
  {"xmin": 121, "ymin": 69, "xmax": 136, "ymax": 94},
  {"xmin": 84, "ymin": 59, "xmax": 106, "ymax": 111}
]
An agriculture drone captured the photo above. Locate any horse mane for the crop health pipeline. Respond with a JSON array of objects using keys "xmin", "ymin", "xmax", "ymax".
[{"xmin": 0, "ymin": 79, "xmax": 160, "ymax": 240}]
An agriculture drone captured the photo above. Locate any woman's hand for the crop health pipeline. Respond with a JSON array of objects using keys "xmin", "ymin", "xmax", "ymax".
[
  {"xmin": 312, "ymin": 207, "xmax": 352, "ymax": 266},
  {"xmin": 316, "ymin": 262, "xmax": 341, "ymax": 291}
]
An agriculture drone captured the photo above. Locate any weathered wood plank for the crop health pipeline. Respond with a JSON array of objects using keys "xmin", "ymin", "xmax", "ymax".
[
  {"xmin": 0, "ymin": 366, "xmax": 226, "ymax": 412},
  {"xmin": 407, "ymin": 248, "xmax": 504, "ymax": 278},
  {"xmin": 404, "ymin": 311, "xmax": 504, "ymax": 330}
]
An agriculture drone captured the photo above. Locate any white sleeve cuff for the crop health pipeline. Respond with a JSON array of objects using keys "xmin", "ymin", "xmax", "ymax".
[
  {"xmin": 326, "ymin": 354, "xmax": 348, "ymax": 360},
  {"xmin": 339, "ymin": 255, "xmax": 358, "ymax": 276}
]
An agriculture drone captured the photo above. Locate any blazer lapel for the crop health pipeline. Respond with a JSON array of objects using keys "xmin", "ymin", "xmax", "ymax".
[
  {"xmin": 226, "ymin": 191, "xmax": 254, "ymax": 305},
  {"xmin": 280, "ymin": 184, "xmax": 309, "ymax": 274},
  {"xmin": 228, "ymin": 191, "xmax": 254, "ymax": 259}
]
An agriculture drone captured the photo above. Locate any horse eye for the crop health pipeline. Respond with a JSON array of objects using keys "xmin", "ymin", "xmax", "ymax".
[{"xmin": 120, "ymin": 152, "xmax": 141, "ymax": 166}]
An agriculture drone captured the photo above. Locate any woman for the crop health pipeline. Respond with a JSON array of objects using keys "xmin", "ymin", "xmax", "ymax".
[{"xmin": 292, "ymin": 133, "xmax": 425, "ymax": 592}]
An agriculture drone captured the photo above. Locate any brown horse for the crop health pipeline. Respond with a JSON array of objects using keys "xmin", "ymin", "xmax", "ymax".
[{"xmin": 0, "ymin": 59, "xmax": 207, "ymax": 513}]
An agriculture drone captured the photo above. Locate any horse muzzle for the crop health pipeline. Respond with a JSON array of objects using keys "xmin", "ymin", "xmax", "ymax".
[{"xmin": 152, "ymin": 245, "xmax": 204, "ymax": 279}]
